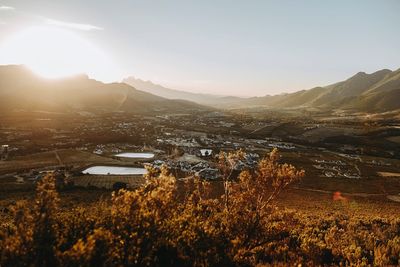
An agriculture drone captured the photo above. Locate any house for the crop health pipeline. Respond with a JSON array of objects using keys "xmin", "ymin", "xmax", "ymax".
[{"xmin": 200, "ymin": 149, "xmax": 213, "ymax": 157}]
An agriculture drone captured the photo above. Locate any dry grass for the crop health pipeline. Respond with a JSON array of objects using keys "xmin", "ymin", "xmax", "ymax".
[{"xmin": 377, "ymin": 171, "xmax": 400, "ymax": 177}]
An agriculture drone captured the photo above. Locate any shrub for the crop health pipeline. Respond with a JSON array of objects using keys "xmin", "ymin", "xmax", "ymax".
[{"xmin": 0, "ymin": 150, "xmax": 398, "ymax": 266}]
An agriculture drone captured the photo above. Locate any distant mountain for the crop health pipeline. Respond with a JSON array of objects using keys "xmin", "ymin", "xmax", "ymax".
[
  {"xmin": 221, "ymin": 68, "xmax": 400, "ymax": 112},
  {"xmin": 4, "ymin": 65, "xmax": 398, "ymax": 115},
  {"xmin": 123, "ymin": 76, "xmax": 242, "ymax": 106},
  {"xmin": 0, "ymin": 65, "xmax": 208, "ymax": 114}
]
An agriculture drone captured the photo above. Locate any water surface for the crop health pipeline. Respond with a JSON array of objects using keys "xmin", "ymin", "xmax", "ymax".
[
  {"xmin": 82, "ymin": 166, "xmax": 147, "ymax": 175},
  {"xmin": 115, "ymin": 152, "xmax": 155, "ymax": 159}
]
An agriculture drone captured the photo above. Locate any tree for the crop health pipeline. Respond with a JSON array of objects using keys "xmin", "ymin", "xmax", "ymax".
[
  {"xmin": 218, "ymin": 148, "xmax": 305, "ymax": 264},
  {"xmin": 217, "ymin": 149, "xmax": 245, "ymax": 211}
]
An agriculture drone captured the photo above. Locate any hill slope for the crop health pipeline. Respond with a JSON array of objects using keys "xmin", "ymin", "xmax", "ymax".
[
  {"xmin": 0, "ymin": 65, "xmax": 208, "ymax": 114},
  {"xmin": 222, "ymin": 68, "xmax": 400, "ymax": 112}
]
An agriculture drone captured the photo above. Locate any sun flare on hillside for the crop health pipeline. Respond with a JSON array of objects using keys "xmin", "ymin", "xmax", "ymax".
[{"xmin": 0, "ymin": 26, "xmax": 118, "ymax": 81}]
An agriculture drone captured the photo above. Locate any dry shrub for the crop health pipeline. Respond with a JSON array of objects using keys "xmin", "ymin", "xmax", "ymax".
[{"xmin": 0, "ymin": 149, "xmax": 399, "ymax": 266}]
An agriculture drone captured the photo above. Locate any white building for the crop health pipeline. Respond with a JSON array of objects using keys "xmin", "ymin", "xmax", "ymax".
[{"xmin": 200, "ymin": 149, "xmax": 213, "ymax": 157}]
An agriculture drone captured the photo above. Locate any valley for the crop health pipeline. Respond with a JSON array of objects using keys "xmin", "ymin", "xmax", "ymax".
[{"xmin": 1, "ymin": 107, "xmax": 400, "ymax": 204}]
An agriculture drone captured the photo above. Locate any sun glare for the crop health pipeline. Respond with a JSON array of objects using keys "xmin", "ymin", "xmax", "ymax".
[{"xmin": 0, "ymin": 26, "xmax": 120, "ymax": 81}]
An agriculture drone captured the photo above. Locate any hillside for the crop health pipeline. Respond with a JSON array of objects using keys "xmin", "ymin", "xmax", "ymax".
[
  {"xmin": 220, "ymin": 68, "xmax": 400, "ymax": 112},
  {"xmin": 0, "ymin": 65, "xmax": 208, "ymax": 114}
]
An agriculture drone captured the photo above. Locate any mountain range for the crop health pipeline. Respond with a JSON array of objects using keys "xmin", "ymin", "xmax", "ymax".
[
  {"xmin": 224, "ymin": 68, "xmax": 400, "ymax": 112},
  {"xmin": 0, "ymin": 65, "xmax": 208, "ymax": 114},
  {"xmin": 123, "ymin": 76, "xmax": 241, "ymax": 106},
  {"xmin": 125, "ymin": 68, "xmax": 400, "ymax": 113},
  {"xmin": 1, "ymin": 65, "xmax": 399, "ymax": 114}
]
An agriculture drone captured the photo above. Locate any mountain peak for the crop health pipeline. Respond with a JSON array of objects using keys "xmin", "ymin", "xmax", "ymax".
[
  {"xmin": 349, "ymin": 69, "xmax": 392, "ymax": 80},
  {"xmin": 355, "ymin": 71, "xmax": 367, "ymax": 76},
  {"xmin": 123, "ymin": 76, "xmax": 226, "ymax": 105}
]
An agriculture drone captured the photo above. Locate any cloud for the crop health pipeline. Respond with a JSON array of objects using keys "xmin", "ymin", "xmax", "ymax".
[
  {"xmin": 0, "ymin": 5, "xmax": 15, "ymax": 10},
  {"xmin": 45, "ymin": 18, "xmax": 103, "ymax": 31}
]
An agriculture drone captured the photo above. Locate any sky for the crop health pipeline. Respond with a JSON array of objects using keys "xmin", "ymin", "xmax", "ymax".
[{"xmin": 0, "ymin": 0, "xmax": 399, "ymax": 97}]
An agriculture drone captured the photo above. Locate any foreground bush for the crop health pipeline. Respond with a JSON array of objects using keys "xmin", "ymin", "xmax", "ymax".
[{"xmin": 0, "ymin": 149, "xmax": 399, "ymax": 266}]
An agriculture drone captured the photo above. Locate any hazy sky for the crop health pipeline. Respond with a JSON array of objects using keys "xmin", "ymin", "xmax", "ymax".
[{"xmin": 0, "ymin": 1, "xmax": 399, "ymax": 96}]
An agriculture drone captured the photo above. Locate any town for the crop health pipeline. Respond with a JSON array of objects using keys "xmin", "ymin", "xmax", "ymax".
[{"xmin": 1, "ymin": 109, "xmax": 399, "ymax": 203}]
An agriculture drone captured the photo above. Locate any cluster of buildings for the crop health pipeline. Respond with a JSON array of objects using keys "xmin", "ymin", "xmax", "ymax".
[
  {"xmin": 313, "ymin": 159, "xmax": 361, "ymax": 179},
  {"xmin": 12, "ymin": 167, "xmax": 72, "ymax": 188},
  {"xmin": 147, "ymin": 150, "xmax": 260, "ymax": 180}
]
